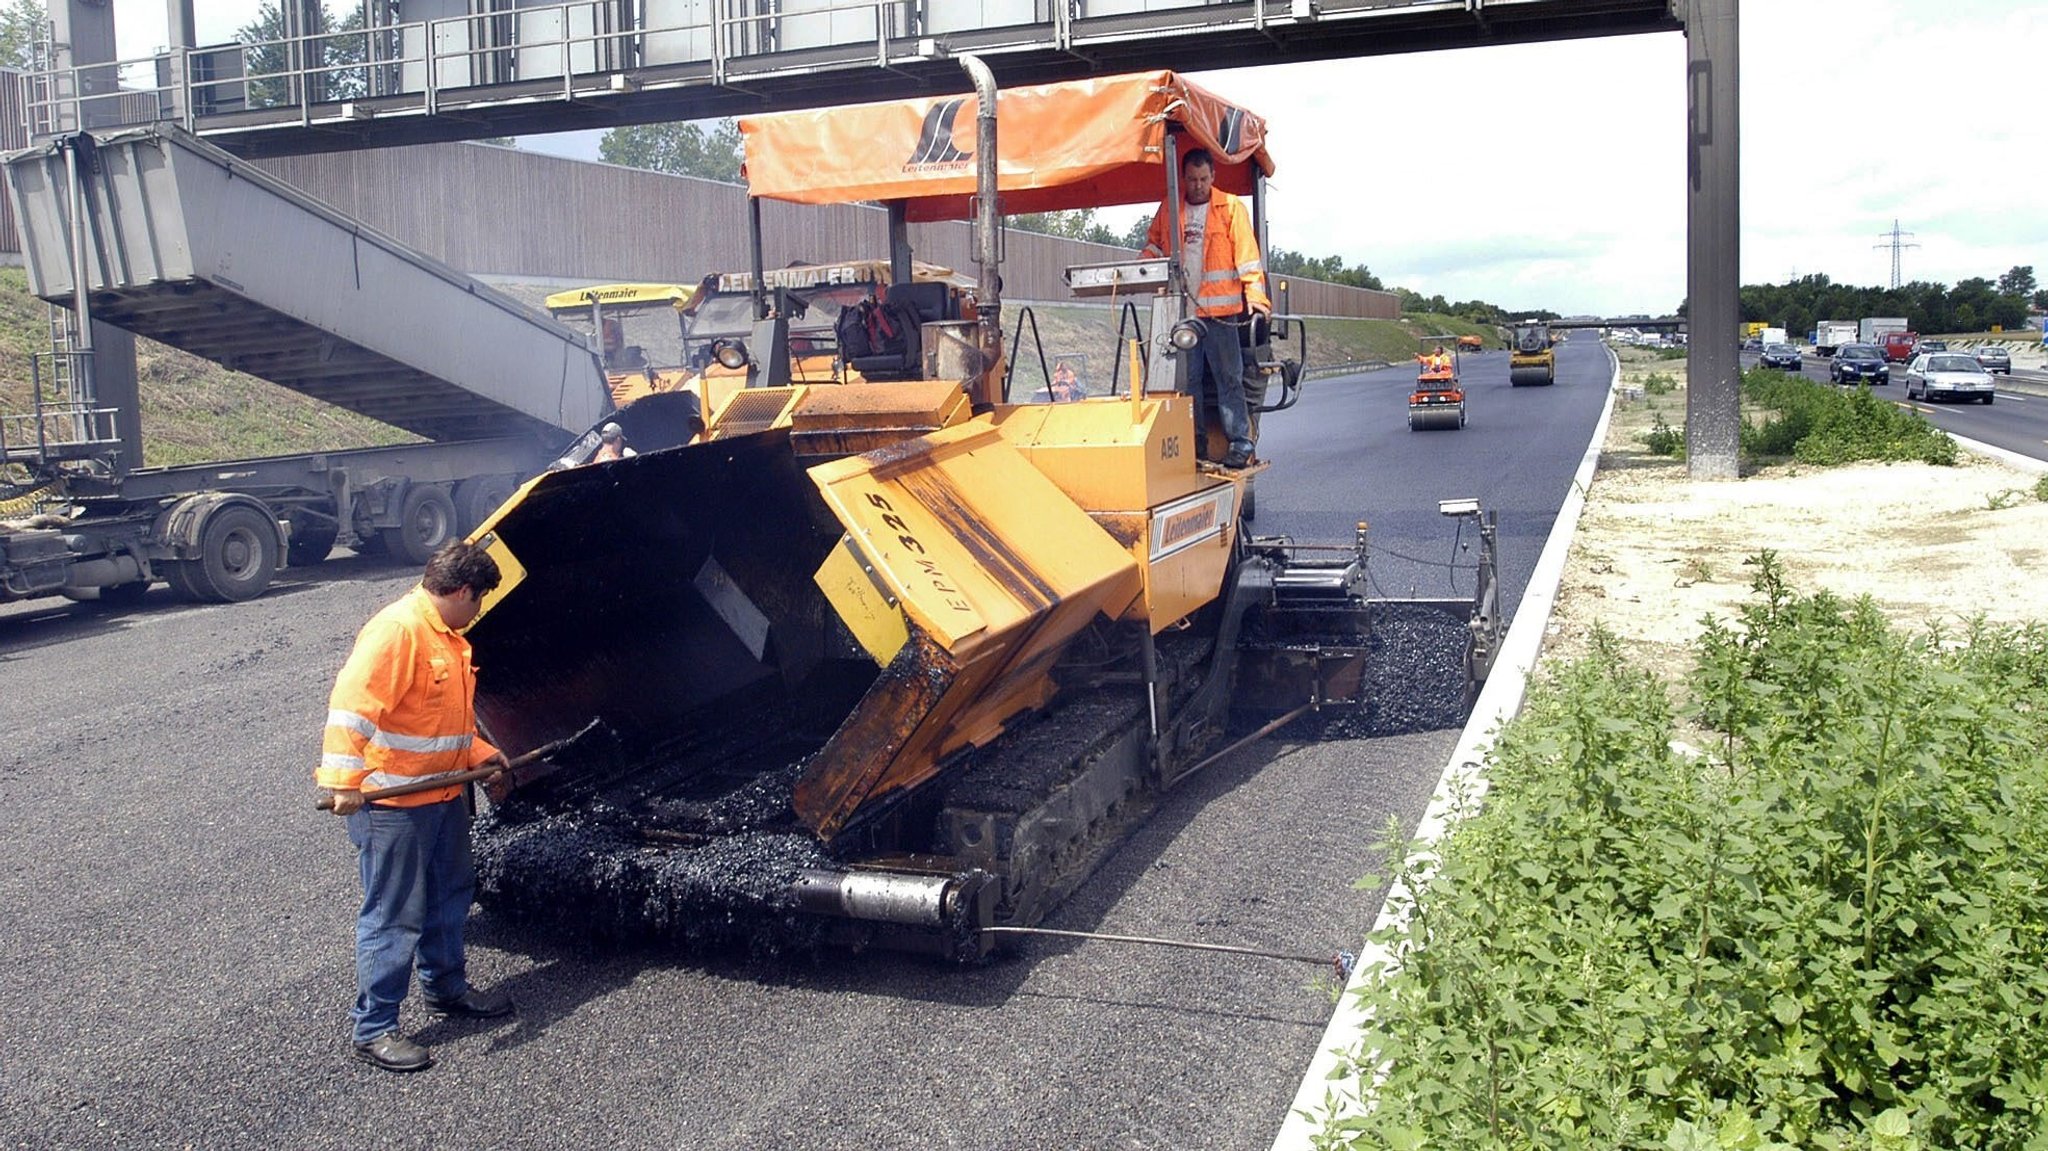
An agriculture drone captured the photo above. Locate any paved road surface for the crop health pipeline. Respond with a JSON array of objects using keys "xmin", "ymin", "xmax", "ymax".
[{"xmin": 0, "ymin": 342, "xmax": 1609, "ymax": 1150}]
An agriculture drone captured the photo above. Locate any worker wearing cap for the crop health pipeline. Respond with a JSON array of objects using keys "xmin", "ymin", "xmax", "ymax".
[
  {"xmin": 1142, "ymin": 146, "xmax": 1271, "ymax": 470},
  {"xmin": 591, "ymin": 422, "xmax": 636, "ymax": 463},
  {"xmin": 318, "ymin": 540, "xmax": 516, "ymax": 1073}
]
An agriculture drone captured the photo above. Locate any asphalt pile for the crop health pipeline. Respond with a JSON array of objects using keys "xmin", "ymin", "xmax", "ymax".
[
  {"xmin": 1312, "ymin": 603, "xmax": 1475, "ymax": 738},
  {"xmin": 474, "ymin": 747, "xmax": 840, "ymax": 956}
]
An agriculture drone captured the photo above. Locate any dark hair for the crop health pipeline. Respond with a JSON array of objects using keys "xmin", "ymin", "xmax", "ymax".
[
  {"xmin": 422, "ymin": 540, "xmax": 501, "ymax": 597},
  {"xmin": 1181, "ymin": 147, "xmax": 1215, "ymax": 173}
]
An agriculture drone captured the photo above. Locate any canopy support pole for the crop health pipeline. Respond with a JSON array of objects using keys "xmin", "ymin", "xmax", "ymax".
[
  {"xmin": 887, "ymin": 201, "xmax": 912, "ymax": 288},
  {"xmin": 748, "ymin": 195, "xmax": 767, "ymax": 320}
]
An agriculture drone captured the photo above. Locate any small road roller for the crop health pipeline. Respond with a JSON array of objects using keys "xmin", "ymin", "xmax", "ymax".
[{"xmin": 1408, "ymin": 338, "xmax": 1467, "ymax": 430}]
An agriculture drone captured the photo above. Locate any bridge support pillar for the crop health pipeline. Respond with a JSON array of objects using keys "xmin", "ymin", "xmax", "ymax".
[{"xmin": 1684, "ymin": 0, "xmax": 1740, "ymax": 480}]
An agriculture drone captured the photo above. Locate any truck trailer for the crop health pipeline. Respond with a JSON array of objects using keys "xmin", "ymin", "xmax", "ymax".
[
  {"xmin": 1860, "ymin": 317, "xmax": 1909, "ymax": 346},
  {"xmin": 1, "ymin": 127, "xmax": 607, "ymax": 606},
  {"xmin": 1813, "ymin": 320, "xmax": 1859, "ymax": 357}
]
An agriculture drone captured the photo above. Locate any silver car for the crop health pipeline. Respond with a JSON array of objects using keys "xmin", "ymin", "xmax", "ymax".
[
  {"xmin": 1974, "ymin": 345, "xmax": 2012, "ymax": 374},
  {"xmin": 1905, "ymin": 352, "xmax": 1996, "ymax": 404}
]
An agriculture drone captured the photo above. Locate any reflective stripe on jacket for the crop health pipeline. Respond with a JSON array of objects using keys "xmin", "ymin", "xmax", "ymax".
[
  {"xmin": 317, "ymin": 587, "xmax": 499, "ymax": 807},
  {"xmin": 1142, "ymin": 188, "xmax": 1270, "ymax": 319}
]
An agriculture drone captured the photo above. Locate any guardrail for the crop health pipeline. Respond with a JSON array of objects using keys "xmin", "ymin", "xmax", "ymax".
[{"xmin": 1304, "ymin": 359, "xmax": 1391, "ymax": 380}]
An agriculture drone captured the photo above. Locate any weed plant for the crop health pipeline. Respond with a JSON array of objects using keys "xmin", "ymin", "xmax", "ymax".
[
  {"xmin": 1643, "ymin": 415, "xmax": 1684, "ymax": 457},
  {"xmin": 1644, "ymin": 372, "xmax": 1678, "ymax": 396},
  {"xmin": 1320, "ymin": 554, "xmax": 2048, "ymax": 1150},
  {"xmin": 2035, "ymin": 474, "xmax": 2048, "ymax": 504}
]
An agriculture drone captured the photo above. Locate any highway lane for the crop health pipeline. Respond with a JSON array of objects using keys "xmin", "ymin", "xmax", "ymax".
[
  {"xmin": 0, "ymin": 345, "xmax": 1613, "ymax": 1151},
  {"xmin": 1744, "ymin": 350, "xmax": 2048, "ymax": 464},
  {"xmin": 1261, "ymin": 332, "xmax": 1616, "ymax": 620}
]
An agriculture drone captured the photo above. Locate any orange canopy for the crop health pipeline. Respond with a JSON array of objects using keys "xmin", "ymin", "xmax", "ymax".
[{"xmin": 739, "ymin": 70, "xmax": 1274, "ymax": 223}]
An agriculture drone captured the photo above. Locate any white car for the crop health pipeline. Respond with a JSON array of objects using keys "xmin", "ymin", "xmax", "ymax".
[{"xmin": 1904, "ymin": 352, "xmax": 1996, "ymax": 404}]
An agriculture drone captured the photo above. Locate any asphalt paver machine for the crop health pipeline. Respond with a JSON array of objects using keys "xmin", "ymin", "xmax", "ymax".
[{"xmin": 459, "ymin": 64, "xmax": 1502, "ymax": 962}]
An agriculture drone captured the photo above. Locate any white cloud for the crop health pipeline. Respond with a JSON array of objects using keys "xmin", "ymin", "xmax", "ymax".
[{"xmin": 118, "ymin": 0, "xmax": 2048, "ymax": 315}]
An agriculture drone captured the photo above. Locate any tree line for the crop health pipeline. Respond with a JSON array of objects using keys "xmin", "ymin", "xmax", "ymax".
[{"xmin": 1742, "ymin": 267, "xmax": 2038, "ymax": 339}]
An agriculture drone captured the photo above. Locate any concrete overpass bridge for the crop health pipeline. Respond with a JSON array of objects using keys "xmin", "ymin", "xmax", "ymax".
[{"xmin": 33, "ymin": 1, "xmax": 1678, "ymax": 155}]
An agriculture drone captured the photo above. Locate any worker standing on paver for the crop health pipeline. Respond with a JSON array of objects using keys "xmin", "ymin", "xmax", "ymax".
[
  {"xmin": 1142, "ymin": 146, "xmax": 1270, "ymax": 469},
  {"xmin": 317, "ymin": 541, "xmax": 516, "ymax": 1073}
]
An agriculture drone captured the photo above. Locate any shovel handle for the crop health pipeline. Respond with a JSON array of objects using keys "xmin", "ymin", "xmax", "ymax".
[{"xmin": 315, "ymin": 718, "xmax": 601, "ymax": 811}]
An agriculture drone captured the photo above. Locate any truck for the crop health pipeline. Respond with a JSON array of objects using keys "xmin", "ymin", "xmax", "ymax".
[
  {"xmin": 1, "ymin": 127, "xmax": 608, "ymax": 607},
  {"xmin": 1813, "ymin": 321, "xmax": 1859, "ymax": 357},
  {"xmin": 1860, "ymin": 317, "xmax": 1909, "ymax": 346},
  {"xmin": 1761, "ymin": 327, "xmax": 1787, "ymax": 347},
  {"xmin": 461, "ymin": 64, "xmax": 1502, "ymax": 963}
]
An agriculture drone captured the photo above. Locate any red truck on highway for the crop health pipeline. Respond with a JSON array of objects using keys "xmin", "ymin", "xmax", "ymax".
[{"xmin": 1882, "ymin": 331, "xmax": 1920, "ymax": 363}]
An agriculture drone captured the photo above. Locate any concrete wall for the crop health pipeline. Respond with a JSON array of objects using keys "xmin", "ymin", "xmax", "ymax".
[{"xmin": 250, "ymin": 141, "xmax": 1398, "ymax": 318}]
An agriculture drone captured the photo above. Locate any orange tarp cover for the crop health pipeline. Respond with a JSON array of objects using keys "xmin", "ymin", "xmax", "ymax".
[{"xmin": 739, "ymin": 71, "xmax": 1273, "ymax": 223}]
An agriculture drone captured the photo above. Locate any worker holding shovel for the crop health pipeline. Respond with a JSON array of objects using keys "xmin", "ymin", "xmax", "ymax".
[{"xmin": 317, "ymin": 540, "xmax": 516, "ymax": 1073}]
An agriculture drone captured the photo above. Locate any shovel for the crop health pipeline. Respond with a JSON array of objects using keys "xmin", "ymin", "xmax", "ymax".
[{"xmin": 315, "ymin": 717, "xmax": 605, "ymax": 810}]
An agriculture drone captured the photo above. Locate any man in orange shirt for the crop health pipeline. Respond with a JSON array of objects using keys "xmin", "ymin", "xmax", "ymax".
[
  {"xmin": 1143, "ymin": 147, "xmax": 1271, "ymax": 469},
  {"xmin": 319, "ymin": 541, "xmax": 514, "ymax": 1072}
]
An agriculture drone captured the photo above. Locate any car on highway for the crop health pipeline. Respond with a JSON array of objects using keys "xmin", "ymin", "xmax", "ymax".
[
  {"xmin": 1759, "ymin": 343, "xmax": 1803, "ymax": 371},
  {"xmin": 1742, "ymin": 335, "xmax": 1763, "ymax": 351},
  {"xmin": 1916, "ymin": 338, "xmax": 1948, "ymax": 354},
  {"xmin": 1975, "ymin": 345, "xmax": 2012, "ymax": 374},
  {"xmin": 1829, "ymin": 343, "xmax": 1890, "ymax": 385},
  {"xmin": 1904, "ymin": 352, "xmax": 1996, "ymax": 404}
]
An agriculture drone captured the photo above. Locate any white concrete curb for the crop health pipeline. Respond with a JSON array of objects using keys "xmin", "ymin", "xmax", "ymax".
[
  {"xmin": 1269, "ymin": 345, "xmax": 1622, "ymax": 1150},
  {"xmin": 1949, "ymin": 431, "xmax": 2048, "ymax": 476}
]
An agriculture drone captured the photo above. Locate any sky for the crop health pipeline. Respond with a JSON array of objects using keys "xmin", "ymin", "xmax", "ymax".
[{"xmin": 125, "ymin": 0, "xmax": 2048, "ymax": 317}]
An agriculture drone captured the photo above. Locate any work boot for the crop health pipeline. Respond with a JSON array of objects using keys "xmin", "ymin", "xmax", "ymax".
[
  {"xmin": 354, "ymin": 1031, "xmax": 433, "ymax": 1073},
  {"xmin": 423, "ymin": 986, "xmax": 515, "ymax": 1019},
  {"xmin": 1223, "ymin": 446, "xmax": 1253, "ymax": 470}
]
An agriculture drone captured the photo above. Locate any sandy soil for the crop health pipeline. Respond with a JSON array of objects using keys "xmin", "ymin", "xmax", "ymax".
[{"xmin": 1543, "ymin": 350, "xmax": 2048, "ymax": 677}]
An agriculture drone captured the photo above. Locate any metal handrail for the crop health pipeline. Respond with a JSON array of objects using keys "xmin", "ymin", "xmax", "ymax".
[{"xmin": 16, "ymin": 0, "xmax": 918, "ymax": 137}]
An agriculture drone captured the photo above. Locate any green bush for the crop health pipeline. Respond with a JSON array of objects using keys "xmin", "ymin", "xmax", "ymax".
[
  {"xmin": 2035, "ymin": 474, "xmax": 2048, "ymax": 503},
  {"xmin": 1321, "ymin": 555, "xmax": 2048, "ymax": 1151},
  {"xmin": 1739, "ymin": 370, "xmax": 1955, "ymax": 466},
  {"xmin": 1643, "ymin": 372, "xmax": 1678, "ymax": 396},
  {"xmin": 1642, "ymin": 415, "xmax": 1684, "ymax": 457},
  {"xmin": 1657, "ymin": 347, "xmax": 1688, "ymax": 361}
]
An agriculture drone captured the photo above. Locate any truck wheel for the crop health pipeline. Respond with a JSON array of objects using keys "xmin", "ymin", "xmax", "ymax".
[
  {"xmin": 179, "ymin": 504, "xmax": 280, "ymax": 603},
  {"xmin": 454, "ymin": 475, "xmax": 519, "ymax": 534},
  {"xmin": 161, "ymin": 559, "xmax": 204, "ymax": 601},
  {"xmin": 1242, "ymin": 478, "xmax": 1257, "ymax": 523},
  {"xmin": 381, "ymin": 485, "xmax": 458, "ymax": 566}
]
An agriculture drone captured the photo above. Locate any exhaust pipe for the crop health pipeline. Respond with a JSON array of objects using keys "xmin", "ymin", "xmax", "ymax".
[{"xmin": 959, "ymin": 54, "xmax": 1003, "ymax": 409}]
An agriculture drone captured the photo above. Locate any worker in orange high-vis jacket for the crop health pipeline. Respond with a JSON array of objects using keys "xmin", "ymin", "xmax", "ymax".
[
  {"xmin": 1143, "ymin": 146, "xmax": 1271, "ymax": 470},
  {"xmin": 318, "ymin": 540, "xmax": 515, "ymax": 1073}
]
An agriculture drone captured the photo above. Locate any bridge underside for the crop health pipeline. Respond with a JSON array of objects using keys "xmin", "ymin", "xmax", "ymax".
[{"xmin": 142, "ymin": 0, "xmax": 1679, "ymax": 157}]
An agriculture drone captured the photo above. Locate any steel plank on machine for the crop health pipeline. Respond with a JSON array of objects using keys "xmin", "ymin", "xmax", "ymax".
[{"xmin": 3, "ymin": 125, "xmax": 609, "ymax": 444}]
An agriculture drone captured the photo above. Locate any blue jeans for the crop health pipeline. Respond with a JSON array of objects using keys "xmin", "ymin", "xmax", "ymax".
[
  {"xmin": 346, "ymin": 798, "xmax": 475, "ymax": 1043},
  {"xmin": 1187, "ymin": 314, "xmax": 1255, "ymax": 458}
]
